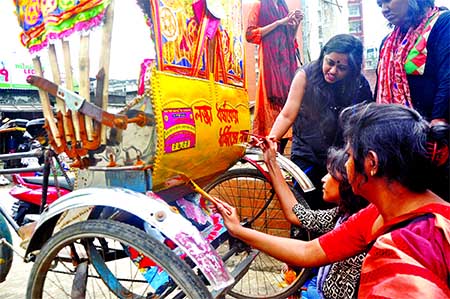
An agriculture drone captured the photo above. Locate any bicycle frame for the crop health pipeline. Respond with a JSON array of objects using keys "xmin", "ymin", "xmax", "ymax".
[{"xmin": 24, "ymin": 187, "xmax": 235, "ymax": 291}]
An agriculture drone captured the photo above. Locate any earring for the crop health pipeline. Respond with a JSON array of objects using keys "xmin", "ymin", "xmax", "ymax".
[{"xmin": 370, "ymin": 170, "xmax": 376, "ymax": 176}]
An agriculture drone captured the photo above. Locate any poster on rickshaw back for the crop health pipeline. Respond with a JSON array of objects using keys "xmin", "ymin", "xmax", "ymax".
[
  {"xmin": 144, "ymin": 0, "xmax": 246, "ymax": 87},
  {"xmin": 146, "ymin": 0, "xmax": 250, "ymax": 190},
  {"xmin": 163, "ymin": 108, "xmax": 196, "ymax": 153}
]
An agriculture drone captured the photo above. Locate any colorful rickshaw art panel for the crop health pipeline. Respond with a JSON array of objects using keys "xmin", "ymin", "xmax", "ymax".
[{"xmin": 142, "ymin": 0, "xmax": 246, "ymax": 87}]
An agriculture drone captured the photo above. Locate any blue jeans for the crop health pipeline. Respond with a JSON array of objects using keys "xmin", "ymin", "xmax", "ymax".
[{"xmin": 301, "ymin": 276, "xmax": 321, "ymax": 299}]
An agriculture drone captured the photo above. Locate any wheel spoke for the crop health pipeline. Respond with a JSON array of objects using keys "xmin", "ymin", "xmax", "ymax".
[{"xmin": 88, "ymin": 241, "xmax": 141, "ymax": 298}]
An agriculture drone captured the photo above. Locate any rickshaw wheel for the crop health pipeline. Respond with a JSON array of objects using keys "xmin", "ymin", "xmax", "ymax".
[
  {"xmin": 27, "ymin": 219, "xmax": 212, "ymax": 299},
  {"xmin": 205, "ymin": 168, "xmax": 311, "ymax": 299}
]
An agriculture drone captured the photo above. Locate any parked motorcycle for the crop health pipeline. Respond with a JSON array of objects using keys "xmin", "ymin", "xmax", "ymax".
[
  {"xmin": 0, "ymin": 118, "xmax": 29, "ymax": 169},
  {"xmin": 10, "ymin": 173, "xmax": 72, "ymax": 226},
  {"xmin": 2, "ymin": 118, "xmax": 74, "ymax": 226}
]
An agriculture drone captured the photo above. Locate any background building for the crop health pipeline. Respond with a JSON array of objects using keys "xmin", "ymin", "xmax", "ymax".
[
  {"xmin": 301, "ymin": 0, "xmax": 349, "ymax": 63},
  {"xmin": 296, "ymin": 0, "xmax": 390, "ymax": 90}
]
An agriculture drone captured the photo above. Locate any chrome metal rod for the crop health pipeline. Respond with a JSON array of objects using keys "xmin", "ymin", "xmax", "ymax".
[
  {"xmin": 0, "ymin": 166, "xmax": 44, "ymax": 174},
  {"xmin": 0, "ymin": 150, "xmax": 43, "ymax": 161}
]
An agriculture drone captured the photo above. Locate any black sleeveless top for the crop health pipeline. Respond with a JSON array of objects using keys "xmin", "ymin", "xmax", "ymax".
[{"xmin": 291, "ymin": 63, "xmax": 372, "ymax": 168}]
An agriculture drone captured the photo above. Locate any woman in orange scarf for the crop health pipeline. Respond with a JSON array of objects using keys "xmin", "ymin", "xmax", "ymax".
[{"xmin": 375, "ymin": 0, "xmax": 449, "ymax": 201}]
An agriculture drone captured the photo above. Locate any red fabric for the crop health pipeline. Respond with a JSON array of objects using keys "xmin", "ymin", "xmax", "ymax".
[
  {"xmin": 250, "ymin": 0, "xmax": 297, "ymax": 106},
  {"xmin": 376, "ymin": 7, "xmax": 439, "ymax": 107},
  {"xmin": 359, "ymin": 212, "xmax": 450, "ymax": 298},
  {"xmin": 319, "ymin": 204, "xmax": 379, "ymax": 263},
  {"xmin": 246, "ymin": 0, "xmax": 297, "ymax": 136},
  {"xmin": 319, "ymin": 203, "xmax": 450, "ymax": 297},
  {"xmin": 319, "ymin": 203, "xmax": 450, "ymax": 262}
]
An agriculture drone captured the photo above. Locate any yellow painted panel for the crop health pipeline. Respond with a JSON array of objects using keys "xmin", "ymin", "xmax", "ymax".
[{"xmin": 151, "ymin": 70, "xmax": 250, "ymax": 190}]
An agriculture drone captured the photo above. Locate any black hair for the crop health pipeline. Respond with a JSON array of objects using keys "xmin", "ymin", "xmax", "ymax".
[
  {"xmin": 326, "ymin": 147, "xmax": 368, "ymax": 215},
  {"xmin": 340, "ymin": 103, "xmax": 449, "ymax": 192},
  {"xmin": 308, "ymin": 34, "xmax": 363, "ymax": 95},
  {"xmin": 404, "ymin": 0, "xmax": 435, "ymax": 29},
  {"xmin": 378, "ymin": 0, "xmax": 435, "ymax": 30},
  {"xmin": 306, "ymin": 34, "xmax": 364, "ymax": 117}
]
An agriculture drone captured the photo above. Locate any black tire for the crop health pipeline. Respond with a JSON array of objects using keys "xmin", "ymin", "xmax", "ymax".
[
  {"xmin": 27, "ymin": 219, "xmax": 212, "ymax": 299},
  {"xmin": 0, "ymin": 213, "xmax": 13, "ymax": 283},
  {"xmin": 205, "ymin": 168, "xmax": 311, "ymax": 299}
]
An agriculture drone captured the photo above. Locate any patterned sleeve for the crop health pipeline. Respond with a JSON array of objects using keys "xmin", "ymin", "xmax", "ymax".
[
  {"xmin": 245, "ymin": 2, "xmax": 262, "ymax": 44},
  {"xmin": 292, "ymin": 205, "xmax": 338, "ymax": 234}
]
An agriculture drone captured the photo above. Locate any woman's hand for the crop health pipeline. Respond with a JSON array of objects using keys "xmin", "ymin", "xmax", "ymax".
[
  {"xmin": 288, "ymin": 9, "xmax": 303, "ymax": 26},
  {"xmin": 259, "ymin": 137, "xmax": 279, "ymax": 167},
  {"xmin": 214, "ymin": 197, "xmax": 242, "ymax": 237},
  {"xmin": 277, "ymin": 10, "xmax": 303, "ymax": 27},
  {"xmin": 276, "ymin": 15, "xmax": 291, "ymax": 26}
]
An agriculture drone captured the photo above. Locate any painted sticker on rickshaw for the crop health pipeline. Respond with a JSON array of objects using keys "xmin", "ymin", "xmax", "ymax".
[
  {"xmin": 128, "ymin": 192, "xmax": 229, "ymax": 292},
  {"xmin": 171, "ymin": 193, "xmax": 227, "ymax": 241},
  {"xmin": 163, "ymin": 108, "xmax": 196, "ymax": 153}
]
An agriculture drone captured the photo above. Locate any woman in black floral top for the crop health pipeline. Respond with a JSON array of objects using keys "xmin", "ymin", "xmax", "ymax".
[{"xmin": 262, "ymin": 144, "xmax": 368, "ymax": 298}]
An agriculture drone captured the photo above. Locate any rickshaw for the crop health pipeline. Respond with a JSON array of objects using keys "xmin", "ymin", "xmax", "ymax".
[
  {"xmin": 0, "ymin": 0, "xmax": 314, "ymax": 298},
  {"xmin": 0, "ymin": 119, "xmax": 28, "ymax": 168}
]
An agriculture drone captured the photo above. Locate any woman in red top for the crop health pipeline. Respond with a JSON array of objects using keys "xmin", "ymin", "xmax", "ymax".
[{"xmin": 216, "ymin": 103, "xmax": 450, "ymax": 298}]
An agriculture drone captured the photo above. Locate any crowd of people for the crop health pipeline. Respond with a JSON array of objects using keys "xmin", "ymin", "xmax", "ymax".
[
  {"xmin": 214, "ymin": 0, "xmax": 449, "ymax": 298},
  {"xmin": 217, "ymin": 103, "xmax": 449, "ymax": 298}
]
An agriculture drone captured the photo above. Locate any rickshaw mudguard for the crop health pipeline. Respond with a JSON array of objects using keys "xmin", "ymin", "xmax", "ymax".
[
  {"xmin": 243, "ymin": 148, "xmax": 315, "ymax": 193},
  {"xmin": 25, "ymin": 187, "xmax": 234, "ymax": 290},
  {"xmin": 0, "ymin": 213, "xmax": 13, "ymax": 283}
]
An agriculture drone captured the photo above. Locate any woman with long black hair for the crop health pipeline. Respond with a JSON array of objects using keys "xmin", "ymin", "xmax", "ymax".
[{"xmin": 268, "ymin": 34, "xmax": 373, "ymax": 210}]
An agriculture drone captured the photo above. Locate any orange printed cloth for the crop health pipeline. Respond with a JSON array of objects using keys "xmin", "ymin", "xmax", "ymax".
[
  {"xmin": 376, "ymin": 7, "xmax": 440, "ymax": 107},
  {"xmin": 246, "ymin": 0, "xmax": 298, "ymax": 137},
  {"xmin": 359, "ymin": 210, "xmax": 450, "ymax": 298}
]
